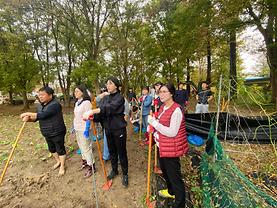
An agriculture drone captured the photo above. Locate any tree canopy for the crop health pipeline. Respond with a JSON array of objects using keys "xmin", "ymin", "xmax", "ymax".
[{"xmin": 0, "ymin": 0, "xmax": 276, "ymax": 107}]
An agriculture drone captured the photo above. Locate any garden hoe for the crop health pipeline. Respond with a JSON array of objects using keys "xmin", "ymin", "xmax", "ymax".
[
  {"xmin": 90, "ymin": 118, "xmax": 112, "ymax": 191},
  {"xmin": 0, "ymin": 121, "xmax": 27, "ymax": 186},
  {"xmin": 152, "ymin": 102, "xmax": 162, "ymax": 175},
  {"xmin": 146, "ymin": 112, "xmax": 156, "ymax": 208},
  {"xmin": 91, "ymin": 159, "xmax": 99, "ymax": 208},
  {"xmin": 139, "ymin": 97, "xmax": 144, "ymax": 146}
]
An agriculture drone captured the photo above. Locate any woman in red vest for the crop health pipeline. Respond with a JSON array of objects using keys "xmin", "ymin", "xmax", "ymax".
[{"xmin": 148, "ymin": 82, "xmax": 189, "ymax": 208}]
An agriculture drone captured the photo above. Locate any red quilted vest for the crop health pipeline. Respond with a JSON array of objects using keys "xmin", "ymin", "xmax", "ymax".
[{"xmin": 158, "ymin": 102, "xmax": 189, "ymax": 158}]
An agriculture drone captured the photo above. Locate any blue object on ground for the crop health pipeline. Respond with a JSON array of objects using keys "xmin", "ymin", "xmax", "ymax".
[
  {"xmin": 134, "ymin": 126, "xmax": 139, "ymax": 133},
  {"xmin": 188, "ymin": 134, "xmax": 204, "ymax": 146},
  {"xmin": 76, "ymin": 148, "xmax": 81, "ymax": 155}
]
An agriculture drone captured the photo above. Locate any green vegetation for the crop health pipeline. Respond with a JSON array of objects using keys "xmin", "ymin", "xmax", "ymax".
[{"xmin": 0, "ymin": 0, "xmax": 276, "ymax": 108}]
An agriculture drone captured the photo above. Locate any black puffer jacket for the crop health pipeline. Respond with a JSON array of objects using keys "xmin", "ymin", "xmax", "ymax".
[
  {"xmin": 37, "ymin": 99, "xmax": 66, "ymax": 138},
  {"xmin": 98, "ymin": 91, "xmax": 127, "ymax": 131}
]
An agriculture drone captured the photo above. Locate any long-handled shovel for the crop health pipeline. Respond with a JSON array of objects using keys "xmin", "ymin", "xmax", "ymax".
[
  {"xmin": 91, "ymin": 162, "xmax": 99, "ymax": 208},
  {"xmin": 139, "ymin": 97, "xmax": 144, "ymax": 145},
  {"xmin": 146, "ymin": 112, "xmax": 155, "ymax": 208},
  {"xmin": 152, "ymin": 102, "xmax": 162, "ymax": 175},
  {"xmin": 90, "ymin": 120, "xmax": 112, "ymax": 191},
  {"xmin": 0, "ymin": 121, "xmax": 27, "ymax": 186}
]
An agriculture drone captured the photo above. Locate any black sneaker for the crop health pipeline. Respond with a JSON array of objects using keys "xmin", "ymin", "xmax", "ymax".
[
  {"xmin": 107, "ymin": 170, "xmax": 118, "ymax": 180},
  {"xmin": 122, "ymin": 174, "xmax": 128, "ymax": 187}
]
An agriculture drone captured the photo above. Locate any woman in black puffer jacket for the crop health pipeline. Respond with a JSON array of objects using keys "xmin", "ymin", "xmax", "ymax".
[{"xmin": 83, "ymin": 77, "xmax": 129, "ymax": 187}]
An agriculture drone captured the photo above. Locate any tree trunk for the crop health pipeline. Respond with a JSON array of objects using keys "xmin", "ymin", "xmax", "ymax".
[
  {"xmin": 94, "ymin": 79, "xmax": 100, "ymax": 94},
  {"xmin": 268, "ymin": 46, "xmax": 277, "ymax": 105},
  {"xmin": 265, "ymin": 27, "xmax": 277, "ymax": 105},
  {"xmin": 22, "ymin": 91, "xmax": 29, "ymax": 110},
  {"xmin": 229, "ymin": 29, "xmax": 237, "ymax": 98},
  {"xmin": 122, "ymin": 66, "xmax": 128, "ymax": 97},
  {"xmin": 65, "ymin": 39, "xmax": 72, "ymax": 108},
  {"xmin": 8, "ymin": 90, "xmax": 13, "ymax": 104},
  {"xmin": 45, "ymin": 39, "xmax": 50, "ymax": 86},
  {"xmin": 248, "ymin": 4, "xmax": 276, "ymax": 107},
  {"xmin": 186, "ymin": 58, "xmax": 191, "ymax": 97},
  {"xmin": 207, "ymin": 38, "xmax": 212, "ymax": 83}
]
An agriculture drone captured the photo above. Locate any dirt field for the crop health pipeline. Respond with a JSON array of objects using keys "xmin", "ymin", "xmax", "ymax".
[{"xmin": 0, "ymin": 104, "xmax": 276, "ymax": 208}]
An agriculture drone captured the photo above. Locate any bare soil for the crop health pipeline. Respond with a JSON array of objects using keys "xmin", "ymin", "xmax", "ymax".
[{"xmin": 0, "ymin": 103, "xmax": 276, "ymax": 208}]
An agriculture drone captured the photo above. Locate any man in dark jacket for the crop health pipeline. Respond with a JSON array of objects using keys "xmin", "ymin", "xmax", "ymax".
[
  {"xmin": 127, "ymin": 88, "xmax": 137, "ymax": 104},
  {"xmin": 83, "ymin": 77, "xmax": 129, "ymax": 187},
  {"xmin": 174, "ymin": 82, "xmax": 189, "ymax": 110},
  {"xmin": 20, "ymin": 86, "xmax": 67, "ymax": 176}
]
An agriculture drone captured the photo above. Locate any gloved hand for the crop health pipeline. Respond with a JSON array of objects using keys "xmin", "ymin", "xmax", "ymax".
[
  {"xmin": 139, "ymin": 96, "xmax": 144, "ymax": 103},
  {"xmin": 83, "ymin": 110, "xmax": 93, "ymax": 120},
  {"xmin": 148, "ymin": 115, "xmax": 158, "ymax": 127},
  {"xmin": 83, "ymin": 120, "xmax": 91, "ymax": 139}
]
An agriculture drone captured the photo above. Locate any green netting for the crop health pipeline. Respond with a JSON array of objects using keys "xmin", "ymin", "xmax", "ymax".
[{"xmin": 200, "ymin": 125, "xmax": 277, "ymax": 208}]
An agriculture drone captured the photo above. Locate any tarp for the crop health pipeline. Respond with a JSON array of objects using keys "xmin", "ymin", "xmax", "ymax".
[{"xmin": 185, "ymin": 112, "xmax": 277, "ymax": 143}]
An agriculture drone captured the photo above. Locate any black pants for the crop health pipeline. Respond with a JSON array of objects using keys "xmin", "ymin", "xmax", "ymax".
[
  {"xmin": 45, "ymin": 133, "xmax": 66, "ymax": 156},
  {"xmin": 106, "ymin": 128, "xmax": 128, "ymax": 175},
  {"xmin": 159, "ymin": 156, "xmax": 186, "ymax": 208}
]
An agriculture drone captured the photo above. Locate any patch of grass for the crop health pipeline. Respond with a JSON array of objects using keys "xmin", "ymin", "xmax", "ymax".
[
  {"xmin": 35, "ymin": 143, "xmax": 48, "ymax": 150},
  {"xmin": 0, "ymin": 152, "xmax": 8, "ymax": 163},
  {"xmin": 0, "ymin": 140, "xmax": 12, "ymax": 145}
]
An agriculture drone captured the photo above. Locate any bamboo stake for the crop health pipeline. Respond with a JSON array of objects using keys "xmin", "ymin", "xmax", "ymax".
[
  {"xmin": 0, "ymin": 121, "xmax": 26, "ymax": 186},
  {"xmin": 146, "ymin": 112, "xmax": 153, "ymax": 204},
  {"xmin": 139, "ymin": 97, "xmax": 144, "ymax": 142},
  {"xmin": 91, "ymin": 120, "xmax": 112, "ymax": 190}
]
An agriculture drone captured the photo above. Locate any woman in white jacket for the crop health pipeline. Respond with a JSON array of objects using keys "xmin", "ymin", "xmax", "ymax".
[{"xmin": 74, "ymin": 85, "xmax": 95, "ymax": 178}]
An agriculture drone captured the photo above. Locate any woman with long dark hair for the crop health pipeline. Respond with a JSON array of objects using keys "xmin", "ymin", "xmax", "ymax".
[
  {"xmin": 148, "ymin": 82, "xmax": 189, "ymax": 208},
  {"xmin": 74, "ymin": 85, "xmax": 95, "ymax": 178}
]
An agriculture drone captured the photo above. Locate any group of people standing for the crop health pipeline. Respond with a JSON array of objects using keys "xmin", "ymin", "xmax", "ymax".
[{"xmin": 20, "ymin": 78, "xmax": 213, "ymax": 208}]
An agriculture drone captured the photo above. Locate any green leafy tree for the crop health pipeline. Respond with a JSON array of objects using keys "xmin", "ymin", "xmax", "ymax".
[
  {"xmin": 244, "ymin": 0, "xmax": 277, "ymax": 105},
  {"xmin": 0, "ymin": 32, "xmax": 40, "ymax": 109}
]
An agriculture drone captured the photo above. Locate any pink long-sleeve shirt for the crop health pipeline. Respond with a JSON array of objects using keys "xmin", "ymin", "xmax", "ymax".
[{"xmin": 73, "ymin": 100, "xmax": 92, "ymax": 131}]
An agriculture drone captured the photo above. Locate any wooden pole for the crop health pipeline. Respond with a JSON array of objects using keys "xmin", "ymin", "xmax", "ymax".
[
  {"xmin": 139, "ymin": 97, "xmax": 144, "ymax": 142},
  {"xmin": 91, "ymin": 121, "xmax": 108, "ymax": 181},
  {"xmin": 0, "ymin": 121, "xmax": 26, "ymax": 186},
  {"xmin": 153, "ymin": 104, "xmax": 158, "ymax": 171},
  {"xmin": 146, "ymin": 112, "xmax": 153, "ymax": 202}
]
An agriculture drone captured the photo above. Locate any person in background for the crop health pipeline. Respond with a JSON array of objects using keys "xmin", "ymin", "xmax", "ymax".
[
  {"xmin": 144, "ymin": 82, "xmax": 163, "ymax": 145},
  {"xmin": 20, "ymin": 86, "xmax": 67, "ymax": 176},
  {"xmin": 153, "ymin": 81, "xmax": 163, "ymax": 110},
  {"xmin": 73, "ymin": 85, "xmax": 96, "ymax": 178},
  {"xmin": 148, "ymin": 83, "xmax": 189, "ymax": 208},
  {"xmin": 119, "ymin": 86, "xmax": 130, "ymax": 122},
  {"xmin": 139, "ymin": 86, "xmax": 152, "ymax": 133},
  {"xmin": 127, "ymin": 88, "xmax": 137, "ymax": 105},
  {"xmin": 83, "ymin": 77, "xmax": 129, "ymax": 187},
  {"xmin": 174, "ymin": 82, "xmax": 189, "ymax": 110},
  {"xmin": 123, "ymin": 97, "xmax": 130, "ymax": 122},
  {"xmin": 95, "ymin": 87, "xmax": 110, "ymax": 162},
  {"xmin": 130, "ymin": 105, "xmax": 140, "ymax": 133},
  {"xmin": 195, "ymin": 81, "xmax": 213, "ymax": 113}
]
